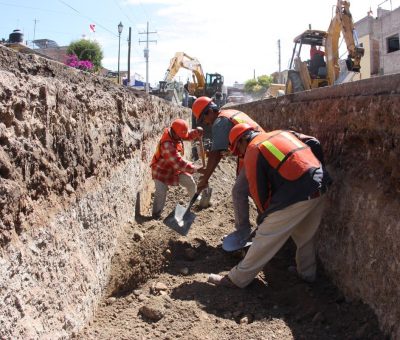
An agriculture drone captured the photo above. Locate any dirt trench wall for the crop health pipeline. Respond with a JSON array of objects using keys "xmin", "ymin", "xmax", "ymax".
[
  {"xmin": 0, "ymin": 45, "xmax": 189, "ymax": 338},
  {"xmin": 235, "ymin": 76, "xmax": 400, "ymax": 338}
]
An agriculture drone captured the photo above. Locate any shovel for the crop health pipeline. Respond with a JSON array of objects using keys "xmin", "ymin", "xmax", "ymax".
[
  {"xmin": 197, "ymin": 137, "xmax": 213, "ymax": 208},
  {"xmin": 163, "ymin": 192, "xmax": 200, "ymax": 236}
]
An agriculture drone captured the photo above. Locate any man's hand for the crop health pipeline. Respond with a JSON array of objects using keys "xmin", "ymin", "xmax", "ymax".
[
  {"xmin": 197, "ymin": 176, "xmax": 208, "ymax": 193},
  {"xmin": 194, "ymin": 166, "xmax": 205, "ymax": 174},
  {"xmin": 196, "ymin": 167, "xmax": 207, "ymax": 175},
  {"xmin": 196, "ymin": 126, "xmax": 204, "ymax": 139},
  {"xmin": 190, "ymin": 127, "xmax": 204, "ymax": 139}
]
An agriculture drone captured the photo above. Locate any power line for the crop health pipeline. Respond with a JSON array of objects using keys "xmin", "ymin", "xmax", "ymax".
[
  {"xmin": 110, "ymin": 0, "xmax": 142, "ymax": 57},
  {"xmin": 138, "ymin": 1, "xmax": 150, "ymax": 22},
  {"xmin": 58, "ymin": 0, "xmax": 79, "ymax": 13},
  {"xmin": 112, "ymin": 0, "xmax": 137, "ymax": 29},
  {"xmin": 0, "ymin": 1, "xmax": 72, "ymax": 15},
  {"xmin": 57, "ymin": 0, "xmax": 118, "ymax": 37}
]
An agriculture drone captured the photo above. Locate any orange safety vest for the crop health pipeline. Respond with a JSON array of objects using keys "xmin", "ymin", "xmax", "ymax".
[
  {"xmin": 150, "ymin": 128, "xmax": 184, "ymax": 166},
  {"xmin": 219, "ymin": 109, "xmax": 265, "ymax": 174},
  {"xmin": 246, "ymin": 131, "xmax": 321, "ymax": 212},
  {"xmin": 218, "ymin": 109, "xmax": 263, "ymax": 131}
]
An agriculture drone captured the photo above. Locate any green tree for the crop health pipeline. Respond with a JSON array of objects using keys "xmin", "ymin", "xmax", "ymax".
[
  {"xmin": 67, "ymin": 39, "xmax": 103, "ymax": 71},
  {"xmin": 244, "ymin": 75, "xmax": 273, "ymax": 99}
]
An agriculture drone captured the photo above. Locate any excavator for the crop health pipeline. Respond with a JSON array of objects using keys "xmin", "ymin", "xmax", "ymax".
[
  {"xmin": 156, "ymin": 52, "xmax": 225, "ymax": 106},
  {"xmin": 270, "ymin": 0, "xmax": 364, "ymax": 95}
]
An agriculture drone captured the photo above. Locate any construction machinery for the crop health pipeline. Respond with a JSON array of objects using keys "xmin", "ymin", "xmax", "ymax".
[
  {"xmin": 159, "ymin": 52, "xmax": 226, "ymax": 105},
  {"xmin": 270, "ymin": 0, "xmax": 364, "ymax": 96}
]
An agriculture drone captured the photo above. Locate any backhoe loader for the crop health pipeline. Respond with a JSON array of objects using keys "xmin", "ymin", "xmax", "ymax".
[{"xmin": 269, "ymin": 0, "xmax": 364, "ymax": 96}]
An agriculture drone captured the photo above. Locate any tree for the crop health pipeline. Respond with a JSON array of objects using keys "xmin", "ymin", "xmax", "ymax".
[
  {"xmin": 244, "ymin": 75, "xmax": 273, "ymax": 99},
  {"xmin": 67, "ymin": 39, "xmax": 103, "ymax": 71}
]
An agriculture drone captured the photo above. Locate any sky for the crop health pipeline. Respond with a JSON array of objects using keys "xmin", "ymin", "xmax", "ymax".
[{"xmin": 1, "ymin": 0, "xmax": 399, "ymax": 87}]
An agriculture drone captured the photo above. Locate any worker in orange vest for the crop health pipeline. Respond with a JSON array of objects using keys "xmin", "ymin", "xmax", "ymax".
[
  {"xmin": 192, "ymin": 96, "xmax": 264, "ymax": 251},
  {"xmin": 150, "ymin": 119, "xmax": 203, "ymax": 219},
  {"xmin": 208, "ymin": 123, "xmax": 332, "ymax": 288}
]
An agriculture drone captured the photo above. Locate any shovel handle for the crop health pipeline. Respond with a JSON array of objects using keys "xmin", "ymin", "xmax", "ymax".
[
  {"xmin": 188, "ymin": 192, "xmax": 200, "ymax": 209},
  {"xmin": 198, "ymin": 137, "xmax": 206, "ymax": 168}
]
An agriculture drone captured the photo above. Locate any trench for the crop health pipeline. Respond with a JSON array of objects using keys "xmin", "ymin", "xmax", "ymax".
[
  {"xmin": 77, "ymin": 158, "xmax": 386, "ymax": 340},
  {"xmin": 1, "ymin": 45, "xmax": 398, "ymax": 338}
]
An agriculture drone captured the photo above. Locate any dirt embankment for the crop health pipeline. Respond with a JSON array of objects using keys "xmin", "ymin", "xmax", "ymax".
[{"xmin": 0, "ymin": 45, "xmax": 190, "ymax": 338}]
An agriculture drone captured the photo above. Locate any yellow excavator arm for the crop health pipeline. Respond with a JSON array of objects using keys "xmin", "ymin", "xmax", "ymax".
[
  {"xmin": 163, "ymin": 52, "xmax": 206, "ymax": 93},
  {"xmin": 325, "ymin": 0, "xmax": 365, "ymax": 84}
]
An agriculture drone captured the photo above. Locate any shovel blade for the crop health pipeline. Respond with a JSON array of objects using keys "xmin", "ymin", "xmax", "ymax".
[
  {"xmin": 163, "ymin": 205, "xmax": 196, "ymax": 236},
  {"xmin": 174, "ymin": 204, "xmax": 187, "ymax": 223}
]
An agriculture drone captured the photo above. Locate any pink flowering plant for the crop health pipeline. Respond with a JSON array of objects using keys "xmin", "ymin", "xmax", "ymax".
[{"xmin": 66, "ymin": 54, "xmax": 94, "ymax": 71}]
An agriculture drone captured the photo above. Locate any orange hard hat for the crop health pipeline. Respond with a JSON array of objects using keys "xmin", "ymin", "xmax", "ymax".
[
  {"xmin": 192, "ymin": 96, "xmax": 213, "ymax": 120},
  {"xmin": 171, "ymin": 119, "xmax": 189, "ymax": 139},
  {"xmin": 229, "ymin": 123, "xmax": 254, "ymax": 155}
]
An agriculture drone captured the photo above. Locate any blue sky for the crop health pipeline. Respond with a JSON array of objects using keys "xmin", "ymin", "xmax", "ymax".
[{"xmin": 1, "ymin": 0, "xmax": 398, "ymax": 86}]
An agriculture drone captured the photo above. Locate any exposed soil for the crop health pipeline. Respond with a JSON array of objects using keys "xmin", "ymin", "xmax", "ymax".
[{"xmin": 78, "ymin": 157, "xmax": 385, "ymax": 340}]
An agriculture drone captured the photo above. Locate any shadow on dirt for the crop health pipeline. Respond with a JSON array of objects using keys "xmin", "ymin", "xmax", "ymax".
[
  {"xmin": 165, "ymin": 238, "xmax": 238, "ymax": 276},
  {"xmin": 170, "ymin": 240, "xmax": 386, "ymax": 340}
]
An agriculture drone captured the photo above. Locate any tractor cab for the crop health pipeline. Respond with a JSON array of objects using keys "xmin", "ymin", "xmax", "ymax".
[
  {"xmin": 287, "ymin": 30, "xmax": 328, "ymax": 93},
  {"xmin": 205, "ymin": 73, "xmax": 225, "ymax": 107}
]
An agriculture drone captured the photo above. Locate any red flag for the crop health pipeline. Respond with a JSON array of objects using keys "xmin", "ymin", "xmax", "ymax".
[{"xmin": 89, "ymin": 24, "xmax": 96, "ymax": 33}]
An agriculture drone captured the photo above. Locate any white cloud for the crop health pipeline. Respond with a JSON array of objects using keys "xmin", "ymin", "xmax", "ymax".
[{"xmin": 119, "ymin": 0, "xmax": 400, "ymax": 86}]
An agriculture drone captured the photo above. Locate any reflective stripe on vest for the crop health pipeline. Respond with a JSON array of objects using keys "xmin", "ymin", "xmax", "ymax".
[
  {"xmin": 218, "ymin": 109, "xmax": 263, "ymax": 131},
  {"xmin": 150, "ymin": 128, "xmax": 184, "ymax": 166},
  {"xmin": 257, "ymin": 130, "xmax": 320, "ymax": 181}
]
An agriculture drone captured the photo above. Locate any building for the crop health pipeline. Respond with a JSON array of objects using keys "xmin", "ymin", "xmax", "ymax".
[
  {"xmin": 32, "ymin": 39, "xmax": 69, "ymax": 64},
  {"xmin": 355, "ymin": 6, "xmax": 400, "ymax": 78}
]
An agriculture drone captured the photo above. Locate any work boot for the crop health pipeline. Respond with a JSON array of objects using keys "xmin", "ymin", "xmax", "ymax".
[
  {"xmin": 151, "ymin": 212, "xmax": 162, "ymax": 220},
  {"xmin": 207, "ymin": 274, "xmax": 238, "ymax": 288},
  {"xmin": 222, "ymin": 228, "xmax": 252, "ymax": 252}
]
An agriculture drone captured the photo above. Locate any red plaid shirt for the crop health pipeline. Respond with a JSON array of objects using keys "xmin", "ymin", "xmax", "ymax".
[{"xmin": 151, "ymin": 130, "xmax": 197, "ymax": 186}]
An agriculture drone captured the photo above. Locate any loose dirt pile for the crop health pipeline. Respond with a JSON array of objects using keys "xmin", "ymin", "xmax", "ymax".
[{"xmin": 78, "ymin": 158, "xmax": 384, "ymax": 340}]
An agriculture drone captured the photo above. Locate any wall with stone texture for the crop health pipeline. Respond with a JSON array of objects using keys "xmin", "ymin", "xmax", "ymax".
[
  {"xmin": 0, "ymin": 45, "xmax": 190, "ymax": 338},
  {"xmin": 234, "ymin": 75, "xmax": 400, "ymax": 339}
]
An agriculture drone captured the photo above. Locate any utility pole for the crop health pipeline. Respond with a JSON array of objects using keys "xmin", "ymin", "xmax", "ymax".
[
  {"xmin": 253, "ymin": 69, "xmax": 256, "ymax": 79},
  {"xmin": 139, "ymin": 22, "xmax": 157, "ymax": 93},
  {"xmin": 33, "ymin": 18, "xmax": 39, "ymax": 49},
  {"xmin": 127, "ymin": 27, "xmax": 132, "ymax": 86},
  {"xmin": 278, "ymin": 39, "xmax": 282, "ymax": 83}
]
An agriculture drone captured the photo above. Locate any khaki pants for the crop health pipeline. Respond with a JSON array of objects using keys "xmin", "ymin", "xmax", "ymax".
[
  {"xmin": 152, "ymin": 174, "xmax": 196, "ymax": 216},
  {"xmin": 229, "ymin": 196, "xmax": 325, "ymax": 288}
]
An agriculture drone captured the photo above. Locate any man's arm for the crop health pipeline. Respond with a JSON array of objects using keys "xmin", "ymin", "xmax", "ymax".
[
  {"xmin": 197, "ymin": 117, "xmax": 232, "ymax": 192},
  {"xmin": 197, "ymin": 150, "xmax": 222, "ymax": 192},
  {"xmin": 290, "ymin": 131, "xmax": 325, "ymax": 165}
]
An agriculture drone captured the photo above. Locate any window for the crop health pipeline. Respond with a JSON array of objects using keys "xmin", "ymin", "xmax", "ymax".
[{"xmin": 387, "ymin": 34, "xmax": 399, "ymax": 53}]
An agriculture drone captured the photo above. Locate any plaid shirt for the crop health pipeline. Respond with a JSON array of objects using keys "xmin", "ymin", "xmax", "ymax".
[{"xmin": 151, "ymin": 132, "xmax": 196, "ymax": 186}]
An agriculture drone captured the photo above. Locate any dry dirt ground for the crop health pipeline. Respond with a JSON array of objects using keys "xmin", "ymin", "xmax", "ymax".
[{"xmin": 78, "ymin": 158, "xmax": 385, "ymax": 340}]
